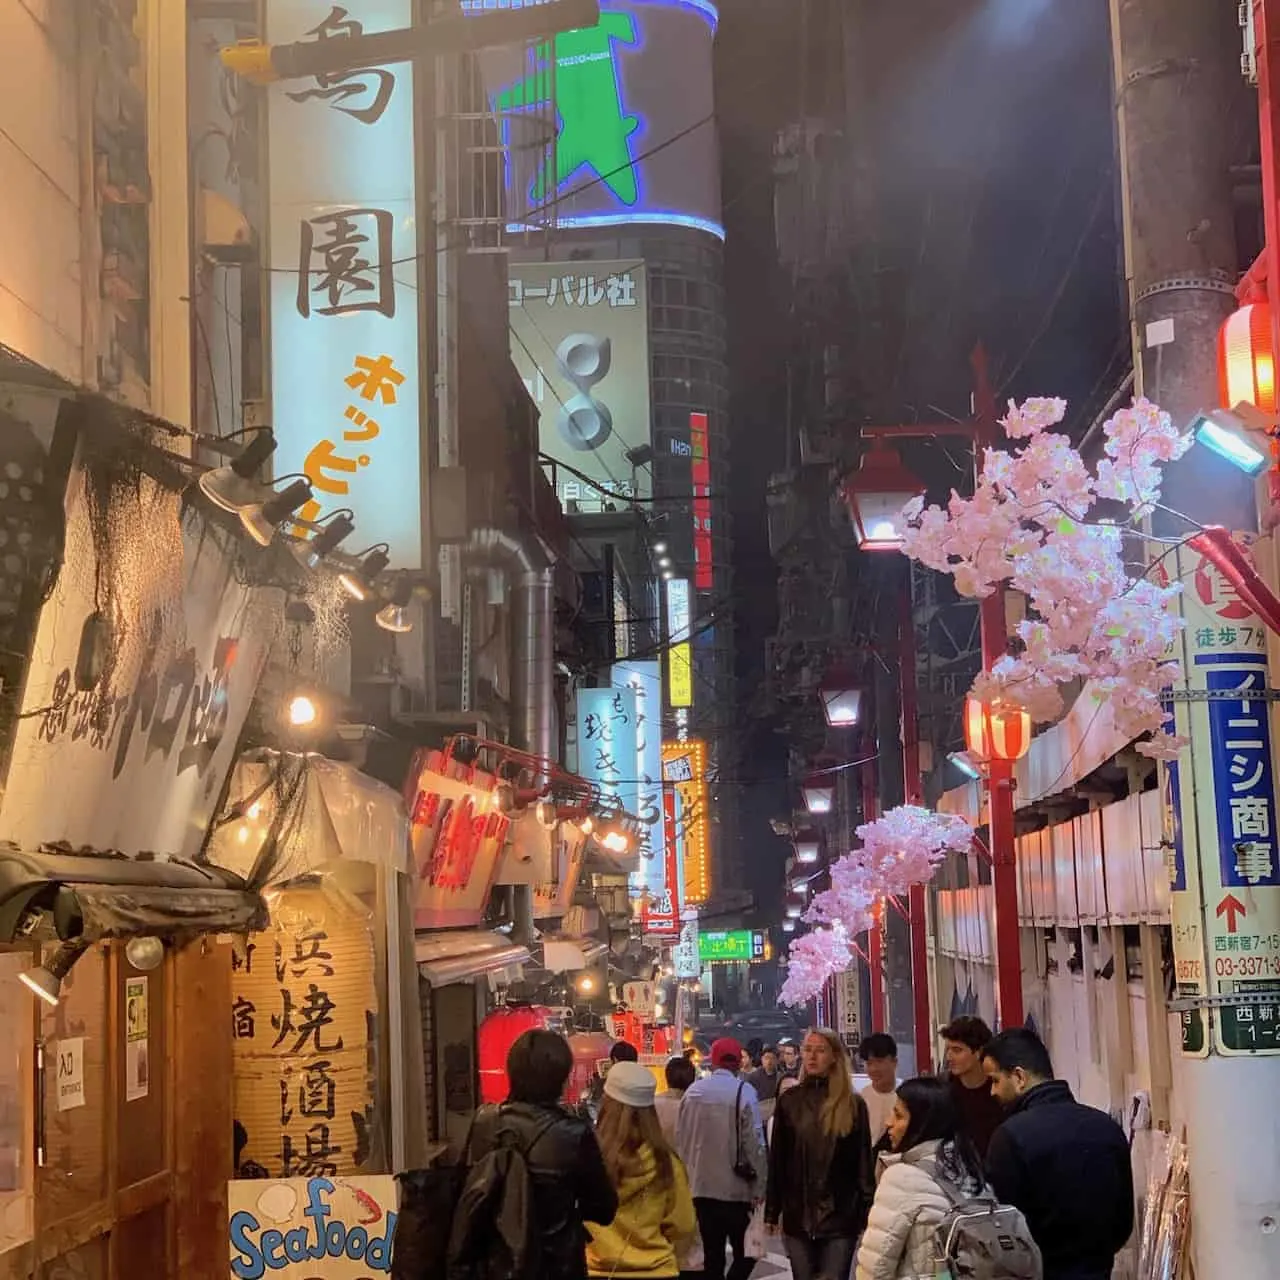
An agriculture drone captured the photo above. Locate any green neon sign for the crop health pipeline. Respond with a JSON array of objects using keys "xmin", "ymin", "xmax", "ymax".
[{"xmin": 698, "ymin": 931, "xmax": 764, "ymax": 963}]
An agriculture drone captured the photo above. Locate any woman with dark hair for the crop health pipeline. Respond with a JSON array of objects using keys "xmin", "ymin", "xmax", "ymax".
[
  {"xmin": 854, "ymin": 1076, "xmax": 988, "ymax": 1280},
  {"xmin": 586, "ymin": 1062, "xmax": 696, "ymax": 1278}
]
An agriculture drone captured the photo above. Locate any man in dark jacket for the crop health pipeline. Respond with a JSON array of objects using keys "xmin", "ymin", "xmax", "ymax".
[
  {"xmin": 983, "ymin": 1029, "xmax": 1134, "ymax": 1280},
  {"xmin": 453, "ymin": 1029, "xmax": 618, "ymax": 1280}
]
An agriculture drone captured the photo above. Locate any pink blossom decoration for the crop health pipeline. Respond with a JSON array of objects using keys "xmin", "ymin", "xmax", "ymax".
[
  {"xmin": 783, "ymin": 806, "xmax": 975, "ymax": 1004},
  {"xmin": 780, "ymin": 921, "xmax": 853, "ymax": 1006},
  {"xmin": 899, "ymin": 396, "xmax": 1192, "ymax": 757}
]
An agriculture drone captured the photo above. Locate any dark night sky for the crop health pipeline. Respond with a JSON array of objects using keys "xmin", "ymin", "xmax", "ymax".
[{"xmin": 715, "ymin": 0, "xmax": 1128, "ymax": 911}]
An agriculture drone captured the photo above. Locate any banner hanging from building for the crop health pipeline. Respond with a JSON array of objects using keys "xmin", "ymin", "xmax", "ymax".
[
  {"xmin": 613, "ymin": 661, "xmax": 664, "ymax": 901},
  {"xmin": 690, "ymin": 413, "xmax": 713, "ymax": 590},
  {"xmin": 578, "ymin": 687, "xmax": 639, "ymax": 815},
  {"xmin": 662, "ymin": 739, "xmax": 709, "ymax": 905},
  {"xmin": 508, "ymin": 259, "xmax": 651, "ymax": 514},
  {"xmin": 266, "ymin": 0, "xmax": 422, "ymax": 568},
  {"xmin": 666, "ymin": 577, "xmax": 693, "ymax": 709},
  {"xmin": 1166, "ymin": 541, "xmax": 1280, "ymax": 1057}
]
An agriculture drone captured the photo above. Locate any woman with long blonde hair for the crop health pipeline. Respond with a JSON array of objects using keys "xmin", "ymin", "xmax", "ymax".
[
  {"xmin": 587, "ymin": 1062, "xmax": 697, "ymax": 1278},
  {"xmin": 764, "ymin": 1029, "xmax": 876, "ymax": 1280}
]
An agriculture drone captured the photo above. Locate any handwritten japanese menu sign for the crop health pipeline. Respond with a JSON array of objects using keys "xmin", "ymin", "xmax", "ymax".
[
  {"xmin": 231, "ymin": 887, "xmax": 381, "ymax": 1178},
  {"xmin": 267, "ymin": 0, "xmax": 421, "ymax": 567}
]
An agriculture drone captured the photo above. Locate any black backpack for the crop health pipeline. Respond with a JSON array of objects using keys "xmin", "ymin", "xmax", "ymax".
[{"xmin": 444, "ymin": 1110, "xmax": 558, "ymax": 1280}]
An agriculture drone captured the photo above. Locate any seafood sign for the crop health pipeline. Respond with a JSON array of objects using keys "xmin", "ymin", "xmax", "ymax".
[{"xmin": 228, "ymin": 1176, "xmax": 397, "ymax": 1278}]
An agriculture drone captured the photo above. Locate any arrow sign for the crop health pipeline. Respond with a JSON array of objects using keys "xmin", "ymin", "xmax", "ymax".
[{"xmin": 1217, "ymin": 893, "xmax": 1248, "ymax": 935}]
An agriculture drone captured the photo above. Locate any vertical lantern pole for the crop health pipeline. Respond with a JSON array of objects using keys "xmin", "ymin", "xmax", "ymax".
[
  {"xmin": 899, "ymin": 588, "xmax": 934, "ymax": 1072},
  {"xmin": 862, "ymin": 761, "xmax": 885, "ymax": 1032},
  {"xmin": 972, "ymin": 348, "xmax": 1024, "ymax": 1030}
]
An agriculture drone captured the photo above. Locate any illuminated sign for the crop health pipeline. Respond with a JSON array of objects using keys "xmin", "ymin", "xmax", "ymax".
[
  {"xmin": 667, "ymin": 577, "xmax": 693, "ymax": 708},
  {"xmin": 614, "ymin": 661, "xmax": 664, "ymax": 901},
  {"xmin": 690, "ymin": 412, "xmax": 713, "ymax": 590},
  {"xmin": 698, "ymin": 930, "xmax": 765, "ymax": 964},
  {"xmin": 478, "ymin": 0, "xmax": 723, "ymax": 238},
  {"xmin": 642, "ymin": 788, "xmax": 682, "ymax": 936},
  {"xmin": 579, "ymin": 686, "xmax": 638, "ymax": 813},
  {"xmin": 509, "ymin": 260, "xmax": 652, "ymax": 513},
  {"xmin": 266, "ymin": 0, "xmax": 421, "ymax": 568},
  {"xmin": 663, "ymin": 738, "xmax": 709, "ymax": 904}
]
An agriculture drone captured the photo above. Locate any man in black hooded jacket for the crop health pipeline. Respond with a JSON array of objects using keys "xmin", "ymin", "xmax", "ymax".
[
  {"xmin": 983, "ymin": 1029, "xmax": 1133, "ymax": 1280},
  {"xmin": 451, "ymin": 1029, "xmax": 617, "ymax": 1280}
]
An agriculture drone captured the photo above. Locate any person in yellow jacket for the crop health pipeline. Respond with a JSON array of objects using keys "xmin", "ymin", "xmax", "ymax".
[{"xmin": 587, "ymin": 1061, "xmax": 698, "ymax": 1278}]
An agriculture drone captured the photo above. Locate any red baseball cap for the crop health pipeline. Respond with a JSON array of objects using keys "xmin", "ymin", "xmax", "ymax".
[{"xmin": 710, "ymin": 1037, "xmax": 743, "ymax": 1069}]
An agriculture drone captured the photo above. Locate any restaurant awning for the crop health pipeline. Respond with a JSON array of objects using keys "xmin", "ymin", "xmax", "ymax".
[
  {"xmin": 415, "ymin": 930, "xmax": 531, "ymax": 987},
  {"xmin": 540, "ymin": 935, "xmax": 608, "ymax": 973}
]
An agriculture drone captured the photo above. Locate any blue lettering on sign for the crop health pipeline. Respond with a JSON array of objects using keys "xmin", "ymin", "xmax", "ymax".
[
  {"xmin": 229, "ymin": 1178, "xmax": 396, "ymax": 1279},
  {"xmin": 1203, "ymin": 656, "xmax": 1280, "ymax": 890}
]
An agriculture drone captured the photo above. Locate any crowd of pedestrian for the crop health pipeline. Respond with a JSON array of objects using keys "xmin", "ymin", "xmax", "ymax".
[{"xmin": 437, "ymin": 1017, "xmax": 1135, "ymax": 1280}]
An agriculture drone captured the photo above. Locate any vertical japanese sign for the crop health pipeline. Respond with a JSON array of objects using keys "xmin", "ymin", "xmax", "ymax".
[
  {"xmin": 613, "ymin": 661, "xmax": 664, "ymax": 901},
  {"xmin": 666, "ymin": 578, "xmax": 693, "ymax": 709},
  {"xmin": 125, "ymin": 977, "xmax": 149, "ymax": 1102},
  {"xmin": 663, "ymin": 739, "xmax": 709, "ymax": 904},
  {"xmin": 267, "ymin": 0, "xmax": 421, "ymax": 568},
  {"xmin": 642, "ymin": 787, "xmax": 682, "ymax": 936},
  {"xmin": 673, "ymin": 911, "xmax": 700, "ymax": 979},
  {"xmin": 1168, "ymin": 543, "xmax": 1280, "ymax": 1056},
  {"xmin": 578, "ymin": 687, "xmax": 639, "ymax": 817},
  {"xmin": 690, "ymin": 413, "xmax": 713, "ymax": 590},
  {"xmin": 230, "ymin": 886, "xmax": 381, "ymax": 1178},
  {"xmin": 508, "ymin": 260, "xmax": 651, "ymax": 513}
]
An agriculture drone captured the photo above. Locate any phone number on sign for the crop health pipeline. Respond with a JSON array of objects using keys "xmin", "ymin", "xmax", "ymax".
[{"xmin": 1215, "ymin": 954, "xmax": 1280, "ymax": 979}]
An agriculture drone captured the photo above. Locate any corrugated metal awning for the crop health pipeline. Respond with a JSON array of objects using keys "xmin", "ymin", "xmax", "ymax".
[{"xmin": 415, "ymin": 929, "xmax": 530, "ymax": 987}]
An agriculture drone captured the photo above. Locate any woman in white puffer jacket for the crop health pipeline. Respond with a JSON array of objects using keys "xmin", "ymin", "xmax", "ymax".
[{"xmin": 855, "ymin": 1077, "xmax": 989, "ymax": 1280}]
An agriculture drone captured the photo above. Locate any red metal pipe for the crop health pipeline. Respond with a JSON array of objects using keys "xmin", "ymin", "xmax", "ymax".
[
  {"xmin": 899, "ymin": 589, "xmax": 934, "ymax": 1072},
  {"xmin": 862, "ymin": 762, "xmax": 885, "ymax": 1032},
  {"xmin": 972, "ymin": 347, "xmax": 1025, "ymax": 1031}
]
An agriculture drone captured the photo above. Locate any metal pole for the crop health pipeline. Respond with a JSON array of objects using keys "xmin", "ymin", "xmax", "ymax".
[
  {"xmin": 862, "ymin": 762, "xmax": 885, "ymax": 1032},
  {"xmin": 971, "ymin": 349, "xmax": 1024, "ymax": 1031},
  {"xmin": 899, "ymin": 588, "xmax": 933, "ymax": 1072}
]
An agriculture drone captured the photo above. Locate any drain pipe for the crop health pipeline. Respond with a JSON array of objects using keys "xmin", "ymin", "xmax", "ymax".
[{"xmin": 467, "ymin": 529, "xmax": 555, "ymax": 948}]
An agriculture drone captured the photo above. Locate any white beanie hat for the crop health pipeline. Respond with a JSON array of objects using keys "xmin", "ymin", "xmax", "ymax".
[{"xmin": 603, "ymin": 1060, "xmax": 656, "ymax": 1108}]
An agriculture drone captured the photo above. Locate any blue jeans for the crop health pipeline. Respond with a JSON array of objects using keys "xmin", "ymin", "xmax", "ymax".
[{"xmin": 784, "ymin": 1235, "xmax": 857, "ymax": 1280}]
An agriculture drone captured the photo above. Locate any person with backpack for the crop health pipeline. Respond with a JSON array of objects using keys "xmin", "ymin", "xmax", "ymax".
[
  {"xmin": 585, "ymin": 1061, "xmax": 698, "ymax": 1278},
  {"xmin": 448, "ymin": 1029, "xmax": 618, "ymax": 1280},
  {"xmin": 764, "ymin": 1028, "xmax": 876, "ymax": 1280},
  {"xmin": 855, "ymin": 1076, "xmax": 1039, "ymax": 1280},
  {"xmin": 982, "ymin": 1029, "xmax": 1132, "ymax": 1280}
]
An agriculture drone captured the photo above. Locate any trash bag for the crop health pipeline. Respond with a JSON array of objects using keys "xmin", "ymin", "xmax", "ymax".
[{"xmin": 393, "ymin": 1164, "xmax": 465, "ymax": 1280}]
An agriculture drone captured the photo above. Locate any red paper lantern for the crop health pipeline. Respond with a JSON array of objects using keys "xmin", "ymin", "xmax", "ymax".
[
  {"xmin": 1219, "ymin": 302, "xmax": 1277, "ymax": 415},
  {"xmin": 964, "ymin": 696, "xmax": 1032, "ymax": 762},
  {"xmin": 477, "ymin": 1005, "xmax": 560, "ymax": 1104}
]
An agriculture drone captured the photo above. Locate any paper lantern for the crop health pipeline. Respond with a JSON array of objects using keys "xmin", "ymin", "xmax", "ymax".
[
  {"xmin": 964, "ymin": 696, "xmax": 1032, "ymax": 762},
  {"xmin": 1219, "ymin": 302, "xmax": 1277, "ymax": 415}
]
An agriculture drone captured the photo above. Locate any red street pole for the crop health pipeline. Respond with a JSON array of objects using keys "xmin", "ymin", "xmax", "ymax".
[
  {"xmin": 862, "ymin": 761, "xmax": 885, "ymax": 1032},
  {"xmin": 971, "ymin": 348, "xmax": 1024, "ymax": 1030},
  {"xmin": 899, "ymin": 590, "xmax": 934, "ymax": 1072}
]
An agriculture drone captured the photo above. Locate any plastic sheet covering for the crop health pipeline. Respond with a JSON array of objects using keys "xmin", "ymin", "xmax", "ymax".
[
  {"xmin": 67, "ymin": 882, "xmax": 266, "ymax": 938},
  {"xmin": 1137, "ymin": 1132, "xmax": 1192, "ymax": 1280},
  {"xmin": 206, "ymin": 753, "xmax": 412, "ymax": 888},
  {"xmin": 415, "ymin": 931, "xmax": 531, "ymax": 987}
]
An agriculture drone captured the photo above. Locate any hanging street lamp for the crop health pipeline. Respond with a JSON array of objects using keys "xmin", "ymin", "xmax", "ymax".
[
  {"xmin": 840, "ymin": 444, "xmax": 926, "ymax": 552},
  {"xmin": 1219, "ymin": 301, "xmax": 1277, "ymax": 414},
  {"xmin": 818, "ymin": 675, "xmax": 864, "ymax": 728},
  {"xmin": 800, "ymin": 773, "xmax": 837, "ymax": 815}
]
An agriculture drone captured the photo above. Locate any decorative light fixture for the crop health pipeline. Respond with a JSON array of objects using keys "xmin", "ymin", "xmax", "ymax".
[
  {"xmin": 840, "ymin": 442, "xmax": 925, "ymax": 552},
  {"xmin": 947, "ymin": 750, "xmax": 984, "ymax": 781},
  {"xmin": 800, "ymin": 774, "xmax": 837, "ymax": 815},
  {"xmin": 18, "ymin": 940, "xmax": 91, "ymax": 1007},
  {"xmin": 576, "ymin": 974, "xmax": 596, "ymax": 995},
  {"xmin": 1218, "ymin": 302, "xmax": 1277, "ymax": 414},
  {"xmin": 291, "ymin": 510, "xmax": 355, "ymax": 570},
  {"xmin": 785, "ymin": 903, "xmax": 804, "ymax": 919},
  {"xmin": 376, "ymin": 577, "xmax": 415, "ymax": 634},
  {"xmin": 818, "ymin": 677, "xmax": 863, "ymax": 728},
  {"xmin": 125, "ymin": 936, "xmax": 165, "ymax": 972},
  {"xmin": 240, "ymin": 478, "xmax": 315, "ymax": 547},
  {"xmin": 654, "ymin": 540, "xmax": 668, "ymax": 555},
  {"xmin": 197, "ymin": 429, "xmax": 277, "ymax": 512},
  {"xmin": 1190, "ymin": 404, "xmax": 1273, "ymax": 476},
  {"xmin": 659, "ymin": 556, "xmax": 672, "ymax": 569},
  {"xmin": 964, "ymin": 696, "xmax": 1032, "ymax": 762},
  {"xmin": 793, "ymin": 831, "xmax": 821, "ymax": 865},
  {"xmin": 782, "ymin": 919, "xmax": 796, "ymax": 932},
  {"xmin": 662, "ymin": 569, "xmax": 675, "ymax": 581},
  {"xmin": 339, "ymin": 545, "xmax": 391, "ymax": 601}
]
